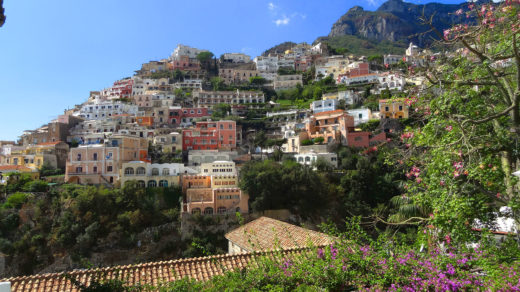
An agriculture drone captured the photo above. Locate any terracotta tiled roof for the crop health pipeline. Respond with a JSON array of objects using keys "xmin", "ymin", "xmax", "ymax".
[
  {"xmin": 1, "ymin": 248, "xmax": 307, "ymax": 292},
  {"xmin": 225, "ymin": 217, "xmax": 334, "ymax": 252},
  {"xmin": 0, "ymin": 165, "xmax": 35, "ymax": 172}
]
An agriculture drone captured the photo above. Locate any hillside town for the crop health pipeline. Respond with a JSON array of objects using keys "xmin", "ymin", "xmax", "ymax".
[
  {"xmin": 1, "ymin": 0, "xmax": 520, "ymax": 289},
  {"xmin": 0, "ymin": 42, "xmax": 428, "ymax": 215}
]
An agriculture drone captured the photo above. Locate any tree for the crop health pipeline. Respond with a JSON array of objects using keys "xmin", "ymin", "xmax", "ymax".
[
  {"xmin": 210, "ymin": 77, "xmax": 225, "ymax": 91},
  {"xmin": 388, "ymin": 2, "xmax": 520, "ymax": 241},
  {"xmin": 253, "ymin": 131, "xmax": 267, "ymax": 158},
  {"xmin": 249, "ymin": 76, "xmax": 267, "ymax": 87},
  {"xmin": 197, "ymin": 51, "xmax": 215, "ymax": 74},
  {"xmin": 212, "ymin": 103, "xmax": 231, "ymax": 119},
  {"xmin": 239, "ymin": 160, "xmax": 328, "ymax": 218}
]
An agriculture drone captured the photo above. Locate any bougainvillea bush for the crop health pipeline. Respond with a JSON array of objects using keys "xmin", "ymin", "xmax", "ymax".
[{"xmin": 156, "ymin": 221, "xmax": 520, "ymax": 291}]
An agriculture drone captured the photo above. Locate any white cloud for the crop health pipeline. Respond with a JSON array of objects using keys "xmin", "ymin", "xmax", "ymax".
[
  {"xmin": 364, "ymin": 0, "xmax": 378, "ymax": 6},
  {"xmin": 268, "ymin": 2, "xmax": 276, "ymax": 10},
  {"xmin": 274, "ymin": 15, "xmax": 290, "ymax": 26}
]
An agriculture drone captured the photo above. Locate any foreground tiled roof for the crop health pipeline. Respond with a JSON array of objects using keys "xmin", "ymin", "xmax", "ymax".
[
  {"xmin": 225, "ymin": 216, "xmax": 334, "ymax": 252},
  {"xmin": 1, "ymin": 249, "xmax": 307, "ymax": 292}
]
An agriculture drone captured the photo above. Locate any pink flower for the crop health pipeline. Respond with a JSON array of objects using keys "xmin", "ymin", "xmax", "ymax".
[
  {"xmin": 455, "ymin": 9, "xmax": 463, "ymax": 15},
  {"xmin": 445, "ymin": 125, "xmax": 453, "ymax": 131},
  {"xmin": 416, "ymin": 178, "xmax": 422, "ymax": 183},
  {"xmin": 453, "ymin": 171, "xmax": 460, "ymax": 178},
  {"xmin": 440, "ymin": 180, "xmax": 445, "ymax": 186},
  {"xmin": 497, "ymin": 193, "xmax": 501, "ymax": 198},
  {"xmin": 468, "ymin": 3, "xmax": 475, "ymax": 10}
]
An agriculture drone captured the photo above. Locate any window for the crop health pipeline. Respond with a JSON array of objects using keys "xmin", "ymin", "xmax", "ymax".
[
  {"xmin": 217, "ymin": 207, "xmax": 227, "ymax": 214},
  {"xmin": 399, "ymin": 105, "xmax": 403, "ymax": 111},
  {"xmin": 137, "ymin": 167, "xmax": 146, "ymax": 175},
  {"xmin": 124, "ymin": 167, "xmax": 134, "ymax": 175},
  {"xmin": 148, "ymin": 180, "xmax": 157, "ymax": 187},
  {"xmin": 228, "ymin": 124, "xmax": 233, "ymax": 129},
  {"xmin": 93, "ymin": 166, "xmax": 97, "ymax": 173},
  {"xmin": 76, "ymin": 167, "xmax": 82, "ymax": 173},
  {"xmin": 354, "ymin": 136, "xmax": 363, "ymax": 141},
  {"xmin": 204, "ymin": 207, "xmax": 213, "ymax": 215},
  {"xmin": 77, "ymin": 153, "xmax": 82, "ymax": 161},
  {"xmin": 191, "ymin": 208, "xmax": 201, "ymax": 215},
  {"xmin": 107, "ymin": 166, "xmax": 113, "ymax": 172},
  {"xmin": 162, "ymin": 168, "xmax": 170, "ymax": 175},
  {"xmin": 93, "ymin": 153, "xmax": 98, "ymax": 161},
  {"xmin": 385, "ymin": 106, "xmax": 389, "ymax": 111},
  {"xmin": 220, "ymin": 124, "xmax": 224, "ymax": 129},
  {"xmin": 137, "ymin": 180, "xmax": 146, "ymax": 188},
  {"xmin": 159, "ymin": 180, "xmax": 168, "ymax": 187},
  {"xmin": 152, "ymin": 168, "xmax": 159, "ymax": 175}
]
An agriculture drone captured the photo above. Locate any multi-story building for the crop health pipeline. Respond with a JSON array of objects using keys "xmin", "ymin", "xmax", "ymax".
[
  {"xmin": 171, "ymin": 44, "xmax": 208, "ymax": 60},
  {"xmin": 338, "ymin": 73, "xmax": 380, "ymax": 85},
  {"xmin": 187, "ymin": 150, "xmax": 239, "ymax": 166},
  {"xmin": 384, "ymin": 54, "xmax": 403, "ymax": 66},
  {"xmin": 153, "ymin": 132, "xmax": 182, "ymax": 152},
  {"xmin": 375, "ymin": 73, "xmax": 405, "ymax": 93},
  {"xmin": 200, "ymin": 161, "xmax": 237, "ymax": 176},
  {"xmin": 254, "ymin": 56, "xmax": 279, "ymax": 73},
  {"xmin": 79, "ymin": 100, "xmax": 138, "ymax": 120},
  {"xmin": 2, "ymin": 141, "xmax": 69, "ymax": 170},
  {"xmin": 181, "ymin": 162, "xmax": 248, "ymax": 215},
  {"xmin": 311, "ymin": 99, "xmax": 338, "ymax": 114},
  {"xmin": 120, "ymin": 161, "xmax": 197, "ymax": 188},
  {"xmin": 171, "ymin": 55, "xmax": 201, "ymax": 72},
  {"xmin": 100, "ymin": 78, "xmax": 134, "ymax": 100},
  {"xmin": 303, "ymin": 110, "xmax": 354, "ymax": 145},
  {"xmin": 219, "ymin": 68, "xmax": 259, "ymax": 85},
  {"xmin": 182, "ymin": 121, "xmax": 236, "ymax": 151},
  {"xmin": 65, "ymin": 134, "xmax": 148, "ymax": 185},
  {"xmin": 193, "ymin": 90, "xmax": 265, "ymax": 108},
  {"xmin": 136, "ymin": 60, "xmax": 169, "ymax": 76},
  {"xmin": 273, "ymin": 74, "xmax": 303, "ymax": 91},
  {"xmin": 379, "ymin": 99, "xmax": 409, "ymax": 119},
  {"xmin": 168, "ymin": 107, "xmax": 210, "ymax": 127}
]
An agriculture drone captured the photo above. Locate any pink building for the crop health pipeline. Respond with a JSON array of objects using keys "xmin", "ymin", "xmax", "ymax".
[{"xmin": 65, "ymin": 135, "xmax": 148, "ymax": 185}]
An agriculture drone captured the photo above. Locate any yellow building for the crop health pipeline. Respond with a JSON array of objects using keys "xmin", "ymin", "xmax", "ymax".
[{"xmin": 379, "ymin": 99, "xmax": 409, "ymax": 119}]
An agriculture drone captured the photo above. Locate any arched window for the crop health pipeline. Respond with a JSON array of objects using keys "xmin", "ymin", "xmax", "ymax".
[
  {"xmin": 148, "ymin": 180, "xmax": 157, "ymax": 187},
  {"xmin": 305, "ymin": 156, "xmax": 311, "ymax": 162},
  {"xmin": 217, "ymin": 207, "xmax": 227, "ymax": 214},
  {"xmin": 136, "ymin": 167, "xmax": 146, "ymax": 175},
  {"xmin": 298, "ymin": 157, "xmax": 303, "ymax": 162},
  {"xmin": 162, "ymin": 168, "xmax": 170, "ymax": 176},
  {"xmin": 124, "ymin": 167, "xmax": 134, "ymax": 175},
  {"xmin": 137, "ymin": 180, "xmax": 146, "ymax": 188},
  {"xmin": 152, "ymin": 168, "xmax": 159, "ymax": 176},
  {"xmin": 93, "ymin": 153, "xmax": 98, "ymax": 161},
  {"xmin": 191, "ymin": 208, "xmax": 201, "ymax": 215},
  {"xmin": 159, "ymin": 180, "xmax": 168, "ymax": 187},
  {"xmin": 204, "ymin": 207, "xmax": 213, "ymax": 215}
]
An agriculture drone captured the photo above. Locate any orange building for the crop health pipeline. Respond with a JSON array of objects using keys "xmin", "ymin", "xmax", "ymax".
[
  {"xmin": 181, "ymin": 174, "xmax": 248, "ymax": 215},
  {"xmin": 136, "ymin": 116, "xmax": 154, "ymax": 127},
  {"xmin": 303, "ymin": 110, "xmax": 354, "ymax": 144}
]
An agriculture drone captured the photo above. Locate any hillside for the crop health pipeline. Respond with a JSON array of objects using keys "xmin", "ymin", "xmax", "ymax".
[
  {"xmin": 0, "ymin": 0, "xmax": 5, "ymax": 27},
  {"xmin": 325, "ymin": 0, "xmax": 473, "ymax": 48},
  {"xmin": 262, "ymin": 41, "xmax": 297, "ymax": 56}
]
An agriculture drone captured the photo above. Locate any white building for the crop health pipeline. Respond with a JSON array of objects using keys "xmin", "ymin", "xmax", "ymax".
[
  {"xmin": 254, "ymin": 56, "xmax": 279, "ymax": 73},
  {"xmin": 222, "ymin": 53, "xmax": 251, "ymax": 63},
  {"xmin": 311, "ymin": 100, "xmax": 338, "ymax": 114},
  {"xmin": 376, "ymin": 73, "xmax": 405, "ymax": 93},
  {"xmin": 79, "ymin": 100, "xmax": 138, "ymax": 120},
  {"xmin": 188, "ymin": 150, "xmax": 239, "ymax": 166},
  {"xmin": 295, "ymin": 151, "xmax": 338, "ymax": 168},
  {"xmin": 384, "ymin": 55, "xmax": 403, "ymax": 66},
  {"xmin": 339, "ymin": 73, "xmax": 380, "ymax": 85},
  {"xmin": 347, "ymin": 108, "xmax": 374, "ymax": 126},
  {"xmin": 201, "ymin": 161, "xmax": 237, "ymax": 175},
  {"xmin": 171, "ymin": 44, "xmax": 208, "ymax": 60},
  {"xmin": 193, "ymin": 90, "xmax": 265, "ymax": 108},
  {"xmin": 406, "ymin": 42, "xmax": 420, "ymax": 57}
]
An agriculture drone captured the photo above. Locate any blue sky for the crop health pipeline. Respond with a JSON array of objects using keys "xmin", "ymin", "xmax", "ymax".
[{"xmin": 0, "ymin": 0, "xmax": 464, "ymax": 141}]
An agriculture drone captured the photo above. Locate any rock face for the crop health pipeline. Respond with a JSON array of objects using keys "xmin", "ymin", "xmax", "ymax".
[
  {"xmin": 262, "ymin": 41, "xmax": 297, "ymax": 57},
  {"xmin": 327, "ymin": 0, "xmax": 473, "ymax": 47},
  {"xmin": 0, "ymin": 0, "xmax": 5, "ymax": 27}
]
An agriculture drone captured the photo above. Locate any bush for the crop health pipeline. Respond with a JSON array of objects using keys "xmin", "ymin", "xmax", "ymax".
[
  {"xmin": 301, "ymin": 139, "xmax": 314, "ymax": 146},
  {"xmin": 313, "ymin": 137, "xmax": 325, "ymax": 144},
  {"xmin": 3, "ymin": 192, "xmax": 29, "ymax": 209}
]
